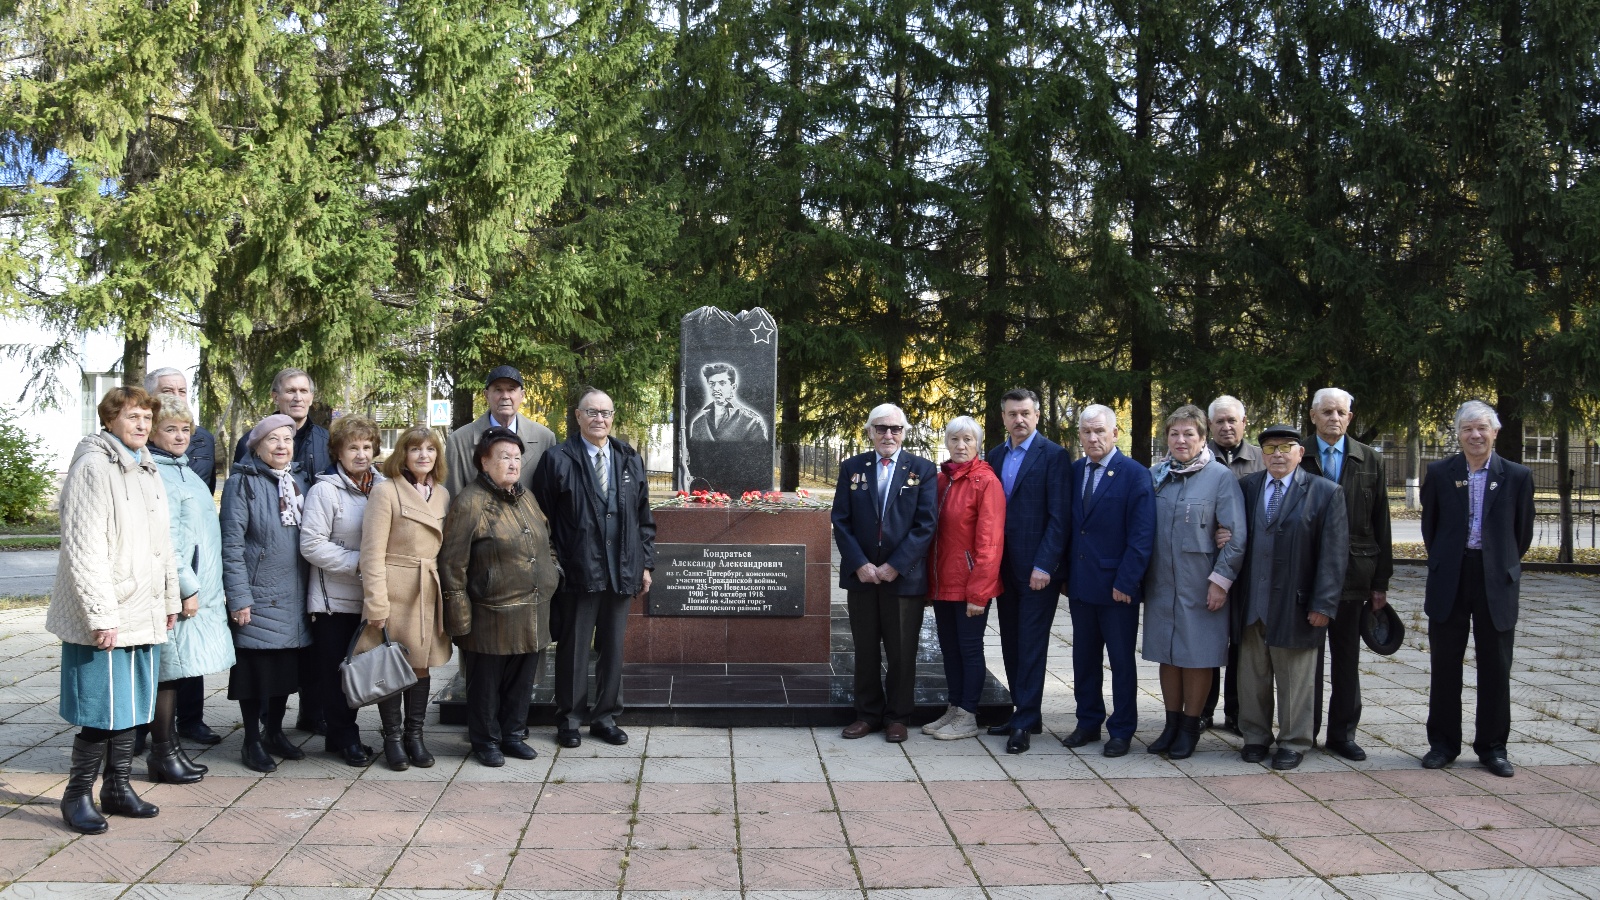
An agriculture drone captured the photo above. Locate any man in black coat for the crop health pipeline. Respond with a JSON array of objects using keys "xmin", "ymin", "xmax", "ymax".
[
  {"xmin": 1201, "ymin": 394, "xmax": 1265, "ymax": 734},
  {"xmin": 1301, "ymin": 387, "xmax": 1393, "ymax": 762},
  {"xmin": 532, "ymin": 388, "xmax": 656, "ymax": 749},
  {"xmin": 1232, "ymin": 425, "xmax": 1348, "ymax": 771},
  {"xmin": 831, "ymin": 402, "xmax": 937, "ymax": 743},
  {"xmin": 1421, "ymin": 401, "xmax": 1535, "ymax": 778}
]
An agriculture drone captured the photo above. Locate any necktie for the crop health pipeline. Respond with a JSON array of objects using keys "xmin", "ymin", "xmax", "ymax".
[
  {"xmin": 594, "ymin": 450, "xmax": 609, "ymax": 497},
  {"xmin": 1322, "ymin": 446, "xmax": 1335, "ymax": 481},
  {"xmin": 1084, "ymin": 461, "xmax": 1100, "ymax": 502},
  {"xmin": 1266, "ymin": 478, "xmax": 1283, "ymax": 524}
]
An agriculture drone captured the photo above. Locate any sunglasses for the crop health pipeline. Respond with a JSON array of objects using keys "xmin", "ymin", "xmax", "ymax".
[
  {"xmin": 1262, "ymin": 442, "xmax": 1300, "ymax": 456},
  {"xmin": 872, "ymin": 424, "xmax": 905, "ymax": 435}
]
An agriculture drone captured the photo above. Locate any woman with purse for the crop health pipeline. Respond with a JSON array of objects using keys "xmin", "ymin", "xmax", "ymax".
[
  {"xmin": 299, "ymin": 415, "xmax": 384, "ymax": 767},
  {"xmin": 361, "ymin": 425, "xmax": 452, "ymax": 770}
]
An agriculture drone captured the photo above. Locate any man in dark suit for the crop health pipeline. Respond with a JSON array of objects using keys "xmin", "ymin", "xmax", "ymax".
[
  {"xmin": 831, "ymin": 403, "xmax": 938, "ymax": 743},
  {"xmin": 1201, "ymin": 394, "xmax": 1265, "ymax": 734},
  {"xmin": 984, "ymin": 388, "xmax": 1071, "ymax": 753},
  {"xmin": 1421, "ymin": 400, "xmax": 1535, "ymax": 778},
  {"xmin": 1061, "ymin": 405, "xmax": 1155, "ymax": 757},
  {"xmin": 1233, "ymin": 425, "xmax": 1348, "ymax": 771},
  {"xmin": 1301, "ymin": 387, "xmax": 1393, "ymax": 762},
  {"xmin": 532, "ymin": 388, "xmax": 656, "ymax": 750}
]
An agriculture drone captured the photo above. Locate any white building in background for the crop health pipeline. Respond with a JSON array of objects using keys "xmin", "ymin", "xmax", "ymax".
[{"xmin": 1, "ymin": 315, "xmax": 199, "ymax": 475}]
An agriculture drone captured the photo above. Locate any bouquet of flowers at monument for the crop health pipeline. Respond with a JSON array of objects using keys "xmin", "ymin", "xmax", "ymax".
[{"xmin": 653, "ymin": 488, "xmax": 828, "ymax": 513}]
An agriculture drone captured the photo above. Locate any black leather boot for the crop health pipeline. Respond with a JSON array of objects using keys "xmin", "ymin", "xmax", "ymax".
[
  {"xmin": 100, "ymin": 731, "xmax": 158, "ymax": 818},
  {"xmin": 174, "ymin": 740, "xmax": 208, "ymax": 778},
  {"xmin": 402, "ymin": 678, "xmax": 434, "ymax": 768},
  {"xmin": 241, "ymin": 738, "xmax": 277, "ymax": 773},
  {"xmin": 262, "ymin": 728, "xmax": 306, "ymax": 760},
  {"xmin": 147, "ymin": 741, "xmax": 202, "ymax": 785},
  {"xmin": 61, "ymin": 736, "xmax": 109, "ymax": 835},
  {"xmin": 1147, "ymin": 711, "xmax": 1181, "ymax": 755},
  {"xmin": 1166, "ymin": 714, "xmax": 1204, "ymax": 760},
  {"xmin": 378, "ymin": 695, "xmax": 408, "ymax": 771}
]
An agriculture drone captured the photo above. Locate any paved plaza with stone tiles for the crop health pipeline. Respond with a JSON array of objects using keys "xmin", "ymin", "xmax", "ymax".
[{"xmin": 2, "ymin": 567, "xmax": 1600, "ymax": 898}]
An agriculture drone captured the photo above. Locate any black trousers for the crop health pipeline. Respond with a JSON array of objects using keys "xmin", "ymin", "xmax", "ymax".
[
  {"xmin": 553, "ymin": 590, "xmax": 630, "ymax": 732},
  {"xmin": 1202, "ymin": 640, "xmax": 1240, "ymax": 722},
  {"xmin": 297, "ymin": 644, "xmax": 323, "ymax": 725},
  {"xmin": 464, "ymin": 648, "xmax": 542, "ymax": 749},
  {"xmin": 309, "ymin": 612, "xmax": 365, "ymax": 752},
  {"xmin": 846, "ymin": 586, "xmax": 925, "ymax": 726},
  {"xmin": 175, "ymin": 675, "xmax": 206, "ymax": 729},
  {"xmin": 1427, "ymin": 552, "xmax": 1515, "ymax": 758},
  {"xmin": 1314, "ymin": 592, "xmax": 1366, "ymax": 743}
]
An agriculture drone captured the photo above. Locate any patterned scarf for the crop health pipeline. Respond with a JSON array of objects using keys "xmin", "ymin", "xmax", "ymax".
[
  {"xmin": 345, "ymin": 466, "xmax": 375, "ymax": 495},
  {"xmin": 1152, "ymin": 446, "xmax": 1214, "ymax": 490},
  {"xmin": 269, "ymin": 463, "xmax": 304, "ymax": 526}
]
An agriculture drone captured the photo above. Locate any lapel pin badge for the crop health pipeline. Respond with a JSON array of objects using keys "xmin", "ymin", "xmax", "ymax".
[
  {"xmin": 1455, "ymin": 480, "xmax": 1467, "ymax": 489},
  {"xmin": 1491, "ymin": 482, "xmax": 1499, "ymax": 490}
]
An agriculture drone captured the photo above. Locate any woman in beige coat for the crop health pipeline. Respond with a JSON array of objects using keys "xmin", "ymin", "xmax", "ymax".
[{"xmin": 362, "ymin": 425, "xmax": 452, "ymax": 770}]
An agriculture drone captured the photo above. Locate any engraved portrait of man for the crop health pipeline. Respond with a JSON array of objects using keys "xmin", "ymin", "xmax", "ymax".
[{"xmin": 688, "ymin": 363, "xmax": 770, "ymax": 443}]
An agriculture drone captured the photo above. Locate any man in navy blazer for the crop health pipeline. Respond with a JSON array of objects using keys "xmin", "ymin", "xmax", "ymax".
[
  {"xmin": 832, "ymin": 402, "xmax": 939, "ymax": 743},
  {"xmin": 984, "ymin": 388, "xmax": 1072, "ymax": 753},
  {"xmin": 1420, "ymin": 401, "xmax": 1535, "ymax": 778},
  {"xmin": 1061, "ymin": 405, "xmax": 1155, "ymax": 757}
]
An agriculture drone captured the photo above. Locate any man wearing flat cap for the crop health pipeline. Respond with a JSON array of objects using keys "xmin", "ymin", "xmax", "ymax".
[
  {"xmin": 1231, "ymin": 425, "xmax": 1348, "ymax": 771},
  {"xmin": 444, "ymin": 366, "xmax": 558, "ymax": 499}
]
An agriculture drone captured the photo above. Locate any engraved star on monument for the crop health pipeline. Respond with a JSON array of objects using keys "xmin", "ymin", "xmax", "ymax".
[{"xmin": 750, "ymin": 321, "xmax": 775, "ymax": 344}]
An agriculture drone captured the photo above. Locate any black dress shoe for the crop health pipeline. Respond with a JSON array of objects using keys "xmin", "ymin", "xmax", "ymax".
[
  {"xmin": 590, "ymin": 723, "xmax": 628, "ymax": 746},
  {"xmin": 179, "ymin": 722, "xmax": 223, "ymax": 746},
  {"xmin": 1061, "ymin": 728, "xmax": 1102, "ymax": 749},
  {"xmin": 335, "ymin": 744, "xmax": 374, "ymax": 767},
  {"xmin": 1198, "ymin": 716, "xmax": 1214, "ymax": 730},
  {"xmin": 473, "ymin": 745, "xmax": 505, "ymax": 767},
  {"xmin": 1271, "ymin": 748, "xmax": 1304, "ymax": 770},
  {"xmin": 500, "ymin": 740, "xmax": 538, "ymax": 760},
  {"xmin": 262, "ymin": 729, "xmax": 306, "ymax": 760},
  {"xmin": 241, "ymin": 739, "xmax": 278, "ymax": 773},
  {"xmin": 1421, "ymin": 748, "xmax": 1456, "ymax": 769},
  {"xmin": 1006, "ymin": 728, "xmax": 1030, "ymax": 754},
  {"xmin": 1240, "ymin": 744, "xmax": 1269, "ymax": 763},
  {"xmin": 1103, "ymin": 737, "xmax": 1130, "ymax": 758},
  {"xmin": 988, "ymin": 722, "xmax": 1042, "ymax": 736},
  {"xmin": 556, "ymin": 728, "xmax": 582, "ymax": 748},
  {"xmin": 1326, "ymin": 740, "xmax": 1367, "ymax": 762},
  {"xmin": 1479, "ymin": 754, "xmax": 1514, "ymax": 778}
]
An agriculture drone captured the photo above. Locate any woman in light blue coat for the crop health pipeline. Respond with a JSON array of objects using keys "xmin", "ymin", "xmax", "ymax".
[{"xmin": 146, "ymin": 396, "xmax": 235, "ymax": 784}]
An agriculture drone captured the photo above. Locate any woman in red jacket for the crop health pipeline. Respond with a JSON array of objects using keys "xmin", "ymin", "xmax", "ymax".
[{"xmin": 923, "ymin": 416, "xmax": 1005, "ymax": 739}]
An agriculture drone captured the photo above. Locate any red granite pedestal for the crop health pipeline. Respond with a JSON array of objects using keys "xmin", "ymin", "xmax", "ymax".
[{"xmin": 624, "ymin": 504, "xmax": 833, "ymax": 664}]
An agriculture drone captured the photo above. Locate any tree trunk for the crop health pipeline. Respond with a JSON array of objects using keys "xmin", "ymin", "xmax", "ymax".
[{"xmin": 121, "ymin": 330, "xmax": 148, "ymax": 389}]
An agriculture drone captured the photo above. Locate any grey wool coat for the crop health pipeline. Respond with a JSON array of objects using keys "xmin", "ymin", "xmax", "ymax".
[
  {"xmin": 220, "ymin": 454, "xmax": 312, "ymax": 651},
  {"xmin": 1141, "ymin": 459, "xmax": 1248, "ymax": 668}
]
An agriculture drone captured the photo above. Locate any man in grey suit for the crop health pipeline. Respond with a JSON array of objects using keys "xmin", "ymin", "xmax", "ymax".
[
  {"xmin": 1232, "ymin": 425, "xmax": 1348, "ymax": 771},
  {"xmin": 444, "ymin": 366, "xmax": 558, "ymax": 498}
]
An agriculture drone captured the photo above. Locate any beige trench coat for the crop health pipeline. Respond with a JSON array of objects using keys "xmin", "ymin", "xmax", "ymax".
[{"xmin": 360, "ymin": 479, "xmax": 453, "ymax": 668}]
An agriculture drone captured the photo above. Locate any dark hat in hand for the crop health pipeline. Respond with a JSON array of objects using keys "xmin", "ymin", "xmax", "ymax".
[{"xmin": 1360, "ymin": 599, "xmax": 1405, "ymax": 656}]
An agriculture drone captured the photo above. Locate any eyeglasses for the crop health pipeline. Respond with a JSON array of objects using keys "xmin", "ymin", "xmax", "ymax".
[
  {"xmin": 1262, "ymin": 442, "xmax": 1299, "ymax": 456},
  {"xmin": 872, "ymin": 424, "xmax": 905, "ymax": 435},
  {"xmin": 580, "ymin": 408, "xmax": 615, "ymax": 420}
]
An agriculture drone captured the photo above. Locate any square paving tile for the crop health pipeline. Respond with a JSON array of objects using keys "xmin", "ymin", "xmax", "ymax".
[
  {"xmin": 381, "ymin": 846, "xmax": 512, "ymax": 889},
  {"xmin": 237, "ymin": 778, "xmax": 350, "ymax": 809},
  {"xmin": 854, "ymin": 845, "xmax": 979, "ymax": 888},
  {"xmin": 1510, "ymin": 790, "xmax": 1600, "ymax": 826},
  {"xmin": 634, "ymin": 782, "xmax": 735, "ymax": 813},
  {"xmin": 1366, "ymin": 768, "xmax": 1486, "ymax": 798},
  {"xmin": 17, "ymin": 838, "xmax": 170, "ymax": 883},
  {"xmin": 0, "ymin": 805, "xmax": 78, "ymax": 840},
  {"xmin": 631, "ymin": 812, "xmax": 738, "ymax": 849},
  {"xmin": 533, "ymin": 782, "xmax": 635, "ymax": 814},
  {"xmin": 142, "ymin": 841, "xmax": 289, "ymax": 885},
  {"xmin": 1274, "ymin": 833, "xmax": 1416, "ymax": 878},
  {"xmin": 193, "ymin": 807, "xmax": 323, "ymax": 844},
  {"xmin": 737, "ymin": 810, "xmax": 846, "ymax": 848},
  {"xmin": 1281, "ymin": 771, "xmax": 1398, "ymax": 801},
  {"xmin": 1468, "ymin": 826, "xmax": 1600, "ymax": 867},
  {"xmin": 1019, "ymin": 779, "xmax": 1125, "ymax": 810},
  {"xmin": 1326, "ymin": 798, "xmax": 1455, "ymax": 833},
  {"xmin": 831, "ymin": 782, "xmax": 934, "ymax": 812},
  {"xmin": 640, "ymin": 757, "xmax": 734, "ymax": 784},
  {"xmin": 0, "ymin": 838, "xmax": 71, "ymax": 882},
  {"xmin": 412, "ymin": 810, "xmax": 528, "ymax": 847},
  {"xmin": 942, "ymin": 808, "xmax": 1057, "ymax": 845},
  {"xmin": 302, "ymin": 809, "xmax": 426, "ymax": 846},
  {"xmin": 1416, "ymin": 794, "xmax": 1550, "ymax": 830},
  {"xmin": 1243, "ymin": 801, "xmax": 1362, "ymax": 839},
  {"xmin": 1176, "ymin": 837, "xmax": 1311, "ymax": 880},
  {"xmin": 1067, "ymin": 839, "xmax": 1203, "ymax": 883},
  {"xmin": 1195, "ymin": 774, "xmax": 1312, "ymax": 806},
  {"xmin": 335, "ymin": 780, "xmax": 447, "ymax": 812},
  {"xmin": 1383, "ymin": 829, "xmax": 1520, "ymax": 871},
  {"xmin": 95, "ymin": 804, "xmax": 221, "ymax": 842},
  {"xmin": 966, "ymin": 843, "xmax": 1091, "ymax": 887},
  {"xmin": 1107, "ymin": 777, "xmax": 1218, "ymax": 808},
  {"xmin": 428, "ymin": 780, "xmax": 542, "ymax": 814},
  {"xmin": 740, "ymin": 847, "xmax": 859, "ymax": 890},
  {"xmin": 823, "ymin": 756, "xmax": 918, "ymax": 783},
  {"xmin": 520, "ymin": 813, "xmax": 632, "ymax": 849},
  {"xmin": 734, "ymin": 757, "xmax": 827, "ymax": 783},
  {"xmin": 1212, "ymin": 875, "xmax": 1345, "ymax": 899},
  {"xmin": 736, "ymin": 782, "xmax": 835, "ymax": 813},
  {"xmin": 841, "ymin": 809, "xmax": 953, "ymax": 847},
  {"xmin": 1326, "ymin": 871, "xmax": 1470, "ymax": 899},
  {"xmin": 501, "ymin": 848, "xmax": 623, "ymax": 891},
  {"xmin": 622, "ymin": 848, "xmax": 741, "ymax": 891},
  {"xmin": 264, "ymin": 842, "xmax": 401, "ymax": 887},
  {"xmin": 1139, "ymin": 804, "xmax": 1259, "ymax": 840},
  {"xmin": 923, "ymin": 780, "xmax": 1029, "ymax": 811},
  {"xmin": 136, "ymin": 776, "xmax": 255, "ymax": 808},
  {"xmin": 1039, "ymin": 806, "xmax": 1162, "ymax": 843},
  {"xmin": 1436, "ymin": 866, "xmax": 1592, "ymax": 900}
]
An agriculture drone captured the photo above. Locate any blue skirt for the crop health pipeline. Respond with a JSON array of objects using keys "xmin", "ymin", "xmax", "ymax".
[{"xmin": 59, "ymin": 643, "xmax": 160, "ymax": 730}]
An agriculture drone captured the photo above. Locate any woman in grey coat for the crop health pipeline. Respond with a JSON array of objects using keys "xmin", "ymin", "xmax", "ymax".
[
  {"xmin": 221, "ymin": 414, "xmax": 312, "ymax": 773},
  {"xmin": 1142, "ymin": 404, "xmax": 1247, "ymax": 759},
  {"xmin": 299, "ymin": 415, "xmax": 384, "ymax": 767}
]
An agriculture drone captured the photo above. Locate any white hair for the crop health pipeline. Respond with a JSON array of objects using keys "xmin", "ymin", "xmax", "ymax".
[
  {"xmin": 1208, "ymin": 394, "xmax": 1245, "ymax": 420},
  {"xmin": 144, "ymin": 367, "xmax": 185, "ymax": 394},
  {"xmin": 1454, "ymin": 400, "xmax": 1501, "ymax": 433},
  {"xmin": 1311, "ymin": 387, "xmax": 1354, "ymax": 412},
  {"xmin": 943, "ymin": 415, "xmax": 983, "ymax": 446},
  {"xmin": 864, "ymin": 403, "xmax": 909, "ymax": 436},
  {"xmin": 1079, "ymin": 404, "xmax": 1117, "ymax": 430}
]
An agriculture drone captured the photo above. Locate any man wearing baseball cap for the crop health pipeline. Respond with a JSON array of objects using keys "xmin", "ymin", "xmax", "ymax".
[{"xmin": 444, "ymin": 366, "xmax": 558, "ymax": 498}]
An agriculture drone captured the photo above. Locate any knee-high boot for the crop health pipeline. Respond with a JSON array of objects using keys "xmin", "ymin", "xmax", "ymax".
[
  {"xmin": 61, "ymin": 736, "xmax": 109, "ymax": 834},
  {"xmin": 378, "ymin": 695, "xmax": 408, "ymax": 771},
  {"xmin": 100, "ymin": 731, "xmax": 159, "ymax": 818},
  {"xmin": 403, "ymin": 677, "xmax": 434, "ymax": 768}
]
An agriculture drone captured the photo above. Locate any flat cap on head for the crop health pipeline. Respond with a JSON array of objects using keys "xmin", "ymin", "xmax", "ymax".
[
  {"xmin": 1258, "ymin": 424, "xmax": 1302, "ymax": 445},
  {"xmin": 486, "ymin": 365, "xmax": 524, "ymax": 389}
]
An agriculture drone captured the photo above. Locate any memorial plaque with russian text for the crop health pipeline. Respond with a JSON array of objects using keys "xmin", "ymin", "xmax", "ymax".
[{"xmin": 648, "ymin": 543, "xmax": 806, "ymax": 617}]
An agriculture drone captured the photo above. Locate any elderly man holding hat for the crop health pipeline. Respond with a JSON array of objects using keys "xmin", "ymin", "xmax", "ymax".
[
  {"xmin": 444, "ymin": 365, "xmax": 558, "ymax": 499},
  {"xmin": 1230, "ymin": 424, "xmax": 1348, "ymax": 771},
  {"xmin": 220, "ymin": 413, "xmax": 313, "ymax": 772}
]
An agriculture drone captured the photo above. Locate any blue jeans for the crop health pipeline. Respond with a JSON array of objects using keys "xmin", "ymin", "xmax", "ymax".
[{"xmin": 933, "ymin": 601, "xmax": 990, "ymax": 712}]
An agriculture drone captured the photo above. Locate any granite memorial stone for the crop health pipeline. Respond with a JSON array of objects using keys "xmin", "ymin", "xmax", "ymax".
[
  {"xmin": 649, "ymin": 543, "xmax": 806, "ymax": 617},
  {"xmin": 676, "ymin": 306, "xmax": 777, "ymax": 495}
]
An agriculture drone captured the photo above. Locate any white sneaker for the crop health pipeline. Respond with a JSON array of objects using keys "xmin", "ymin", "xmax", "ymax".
[
  {"xmin": 932, "ymin": 709, "xmax": 980, "ymax": 740},
  {"xmin": 921, "ymin": 705, "xmax": 957, "ymax": 735}
]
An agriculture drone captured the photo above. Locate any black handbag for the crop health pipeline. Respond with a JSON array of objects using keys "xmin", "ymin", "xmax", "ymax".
[{"xmin": 338, "ymin": 623, "xmax": 418, "ymax": 709}]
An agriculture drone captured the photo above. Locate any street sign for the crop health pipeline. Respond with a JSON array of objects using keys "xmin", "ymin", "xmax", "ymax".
[{"xmin": 428, "ymin": 399, "xmax": 451, "ymax": 427}]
